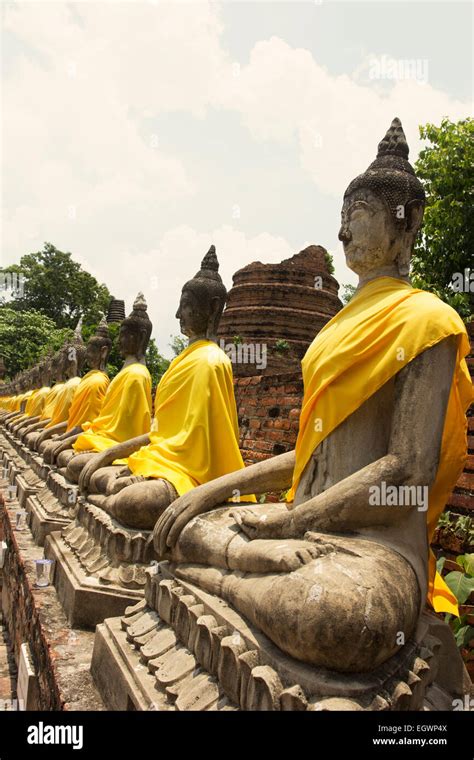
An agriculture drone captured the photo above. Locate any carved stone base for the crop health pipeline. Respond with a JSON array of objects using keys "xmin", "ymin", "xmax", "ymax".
[
  {"xmin": 91, "ymin": 562, "xmax": 470, "ymax": 711},
  {"xmin": 14, "ymin": 469, "xmax": 44, "ymax": 509},
  {"xmin": 56, "ymin": 499, "xmax": 153, "ymax": 587},
  {"xmin": 44, "ymin": 529, "xmax": 146, "ymax": 630},
  {"xmin": 26, "ymin": 486, "xmax": 72, "ymax": 546}
]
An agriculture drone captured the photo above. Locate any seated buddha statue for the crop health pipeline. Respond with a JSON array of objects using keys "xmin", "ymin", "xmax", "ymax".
[
  {"xmin": 10, "ymin": 360, "xmax": 52, "ymax": 434},
  {"xmin": 19, "ymin": 352, "xmax": 65, "ymax": 443},
  {"xmin": 22, "ymin": 322, "xmax": 85, "ymax": 450},
  {"xmin": 150, "ymin": 119, "xmax": 473, "ymax": 674},
  {"xmin": 76, "ymin": 246, "xmax": 254, "ymax": 531},
  {"xmin": 59, "ymin": 294, "xmax": 153, "ymax": 482},
  {"xmin": 40, "ymin": 317, "xmax": 112, "ymax": 463}
]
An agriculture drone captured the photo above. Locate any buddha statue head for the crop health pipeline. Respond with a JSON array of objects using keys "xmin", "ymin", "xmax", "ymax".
[
  {"xmin": 177, "ymin": 245, "xmax": 227, "ymax": 343},
  {"xmin": 50, "ymin": 351, "xmax": 64, "ymax": 384},
  {"xmin": 60, "ymin": 318, "xmax": 86, "ymax": 379},
  {"xmin": 339, "ymin": 117, "xmax": 425, "ymax": 282},
  {"xmin": 86, "ymin": 315, "xmax": 112, "ymax": 371},
  {"xmin": 118, "ymin": 293, "xmax": 152, "ymax": 362},
  {"xmin": 39, "ymin": 356, "xmax": 52, "ymax": 387}
]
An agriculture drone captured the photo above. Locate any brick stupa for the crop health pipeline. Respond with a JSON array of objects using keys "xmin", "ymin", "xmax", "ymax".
[{"xmin": 218, "ymin": 245, "xmax": 342, "ymax": 376}]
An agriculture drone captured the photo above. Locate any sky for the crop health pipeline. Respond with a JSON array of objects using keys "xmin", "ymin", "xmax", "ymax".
[{"xmin": 1, "ymin": 0, "xmax": 472, "ymax": 357}]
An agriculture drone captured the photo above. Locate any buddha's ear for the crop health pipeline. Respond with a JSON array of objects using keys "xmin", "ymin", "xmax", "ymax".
[
  {"xmin": 209, "ymin": 295, "xmax": 222, "ymax": 321},
  {"xmin": 405, "ymin": 199, "xmax": 424, "ymax": 234}
]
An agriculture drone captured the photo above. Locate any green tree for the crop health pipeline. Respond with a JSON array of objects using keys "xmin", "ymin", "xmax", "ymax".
[
  {"xmin": 2, "ymin": 243, "xmax": 111, "ymax": 328},
  {"xmin": 146, "ymin": 340, "xmax": 170, "ymax": 390},
  {"xmin": 169, "ymin": 334, "xmax": 187, "ymax": 356},
  {"xmin": 0, "ymin": 307, "xmax": 72, "ymax": 378},
  {"xmin": 411, "ymin": 118, "xmax": 473, "ymax": 319},
  {"xmin": 341, "ymin": 283, "xmax": 357, "ymax": 305},
  {"xmin": 324, "ymin": 251, "xmax": 335, "ymax": 275}
]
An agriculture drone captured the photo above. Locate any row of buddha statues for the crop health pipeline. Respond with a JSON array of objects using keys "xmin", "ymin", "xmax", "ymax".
[{"xmin": 0, "ymin": 118, "xmax": 472, "ymax": 691}]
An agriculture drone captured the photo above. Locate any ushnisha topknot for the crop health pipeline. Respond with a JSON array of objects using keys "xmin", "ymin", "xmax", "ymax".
[
  {"xmin": 184, "ymin": 245, "xmax": 227, "ymax": 306},
  {"xmin": 88, "ymin": 314, "xmax": 112, "ymax": 352},
  {"xmin": 121, "ymin": 291, "xmax": 153, "ymax": 347},
  {"xmin": 344, "ymin": 117, "xmax": 425, "ymax": 222}
]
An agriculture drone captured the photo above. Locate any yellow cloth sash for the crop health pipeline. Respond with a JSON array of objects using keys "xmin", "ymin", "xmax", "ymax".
[
  {"xmin": 25, "ymin": 387, "xmax": 51, "ymax": 417},
  {"xmin": 128, "ymin": 340, "xmax": 255, "ymax": 499},
  {"xmin": 40, "ymin": 383, "xmax": 65, "ymax": 421},
  {"xmin": 287, "ymin": 277, "xmax": 473, "ymax": 615},
  {"xmin": 66, "ymin": 370, "xmax": 109, "ymax": 432},
  {"xmin": 73, "ymin": 363, "xmax": 152, "ymax": 454},
  {"xmin": 45, "ymin": 376, "xmax": 81, "ymax": 428}
]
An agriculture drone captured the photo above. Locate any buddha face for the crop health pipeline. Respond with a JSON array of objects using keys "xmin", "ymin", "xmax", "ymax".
[
  {"xmin": 86, "ymin": 341, "xmax": 108, "ymax": 370},
  {"xmin": 118, "ymin": 323, "xmax": 145, "ymax": 359},
  {"xmin": 339, "ymin": 189, "xmax": 403, "ymax": 276},
  {"xmin": 176, "ymin": 289, "xmax": 209, "ymax": 340}
]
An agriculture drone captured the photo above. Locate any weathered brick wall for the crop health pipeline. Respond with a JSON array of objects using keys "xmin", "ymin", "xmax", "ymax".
[{"xmin": 235, "ymin": 371, "xmax": 303, "ymax": 465}]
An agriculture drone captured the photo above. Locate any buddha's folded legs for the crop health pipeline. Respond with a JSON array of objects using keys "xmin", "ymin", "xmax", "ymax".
[
  {"xmin": 25, "ymin": 431, "xmax": 41, "ymax": 449},
  {"xmin": 172, "ymin": 506, "xmax": 420, "ymax": 673},
  {"xmin": 94, "ymin": 478, "xmax": 178, "ymax": 531},
  {"xmin": 56, "ymin": 449, "xmax": 76, "ymax": 468},
  {"xmin": 65, "ymin": 452, "xmax": 96, "ymax": 483},
  {"xmin": 88, "ymin": 465, "xmax": 125, "ymax": 495}
]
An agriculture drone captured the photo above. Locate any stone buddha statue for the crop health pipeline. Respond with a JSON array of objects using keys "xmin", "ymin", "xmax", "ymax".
[
  {"xmin": 10, "ymin": 359, "xmax": 52, "ymax": 434},
  {"xmin": 18, "ymin": 351, "xmax": 64, "ymax": 442},
  {"xmin": 149, "ymin": 118, "xmax": 473, "ymax": 674},
  {"xmin": 22, "ymin": 321, "xmax": 85, "ymax": 450},
  {"xmin": 58, "ymin": 293, "xmax": 153, "ymax": 481},
  {"xmin": 74, "ymin": 246, "xmax": 253, "ymax": 532},
  {"xmin": 41, "ymin": 317, "xmax": 112, "ymax": 463}
]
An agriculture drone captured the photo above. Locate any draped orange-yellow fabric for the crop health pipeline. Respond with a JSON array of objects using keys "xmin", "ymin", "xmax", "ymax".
[
  {"xmin": 66, "ymin": 370, "xmax": 109, "ymax": 432},
  {"xmin": 73, "ymin": 363, "xmax": 151, "ymax": 455},
  {"xmin": 40, "ymin": 383, "xmax": 65, "ymax": 421},
  {"xmin": 128, "ymin": 340, "xmax": 255, "ymax": 500},
  {"xmin": 25, "ymin": 387, "xmax": 51, "ymax": 417},
  {"xmin": 287, "ymin": 277, "xmax": 473, "ymax": 616},
  {"xmin": 45, "ymin": 376, "xmax": 81, "ymax": 428}
]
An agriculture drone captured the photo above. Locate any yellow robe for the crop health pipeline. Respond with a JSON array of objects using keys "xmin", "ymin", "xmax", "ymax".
[
  {"xmin": 128, "ymin": 340, "xmax": 255, "ymax": 500},
  {"xmin": 73, "ymin": 363, "xmax": 151, "ymax": 454},
  {"xmin": 287, "ymin": 277, "xmax": 473, "ymax": 615},
  {"xmin": 66, "ymin": 370, "xmax": 109, "ymax": 432},
  {"xmin": 45, "ymin": 376, "xmax": 81, "ymax": 428},
  {"xmin": 40, "ymin": 383, "xmax": 65, "ymax": 421},
  {"xmin": 25, "ymin": 387, "xmax": 51, "ymax": 417}
]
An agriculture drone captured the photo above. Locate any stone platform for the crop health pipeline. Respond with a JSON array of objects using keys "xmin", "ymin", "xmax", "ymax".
[
  {"xmin": 44, "ymin": 499, "xmax": 152, "ymax": 629},
  {"xmin": 0, "ymin": 471, "xmax": 104, "ymax": 710},
  {"xmin": 92, "ymin": 562, "xmax": 470, "ymax": 711}
]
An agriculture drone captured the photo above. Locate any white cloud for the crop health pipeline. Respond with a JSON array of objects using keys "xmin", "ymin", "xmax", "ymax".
[{"xmin": 2, "ymin": 2, "xmax": 471, "ymax": 355}]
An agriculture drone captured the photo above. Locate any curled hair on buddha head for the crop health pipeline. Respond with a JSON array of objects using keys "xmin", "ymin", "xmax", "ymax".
[
  {"xmin": 88, "ymin": 314, "xmax": 112, "ymax": 353},
  {"xmin": 121, "ymin": 292, "xmax": 153, "ymax": 356},
  {"xmin": 343, "ymin": 118, "xmax": 426, "ymax": 276},
  {"xmin": 182, "ymin": 245, "xmax": 227, "ymax": 337},
  {"xmin": 344, "ymin": 117, "xmax": 425, "ymax": 225}
]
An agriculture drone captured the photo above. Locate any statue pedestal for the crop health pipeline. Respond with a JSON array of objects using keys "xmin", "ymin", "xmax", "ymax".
[
  {"xmin": 91, "ymin": 562, "xmax": 470, "ymax": 712},
  {"xmin": 24, "ymin": 469, "xmax": 79, "ymax": 545},
  {"xmin": 44, "ymin": 500, "xmax": 153, "ymax": 629}
]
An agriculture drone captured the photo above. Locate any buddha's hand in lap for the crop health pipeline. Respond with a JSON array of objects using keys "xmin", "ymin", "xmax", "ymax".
[
  {"xmin": 153, "ymin": 487, "xmax": 214, "ymax": 558},
  {"xmin": 79, "ymin": 453, "xmax": 106, "ymax": 493},
  {"xmin": 232, "ymin": 508, "xmax": 292, "ymax": 540}
]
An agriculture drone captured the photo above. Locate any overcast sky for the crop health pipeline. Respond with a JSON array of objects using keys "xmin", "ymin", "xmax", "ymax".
[{"xmin": 2, "ymin": 1, "xmax": 472, "ymax": 357}]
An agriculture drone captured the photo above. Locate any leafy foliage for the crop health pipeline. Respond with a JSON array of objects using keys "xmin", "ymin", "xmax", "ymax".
[
  {"xmin": 2, "ymin": 243, "xmax": 111, "ymax": 328},
  {"xmin": 411, "ymin": 118, "xmax": 474, "ymax": 319},
  {"xmin": 324, "ymin": 251, "xmax": 335, "ymax": 275},
  {"xmin": 169, "ymin": 334, "xmax": 187, "ymax": 356},
  {"xmin": 341, "ymin": 283, "xmax": 357, "ymax": 305},
  {"xmin": 0, "ymin": 307, "xmax": 72, "ymax": 378}
]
